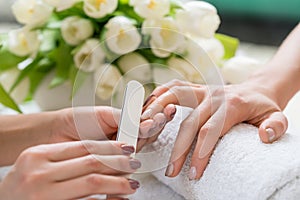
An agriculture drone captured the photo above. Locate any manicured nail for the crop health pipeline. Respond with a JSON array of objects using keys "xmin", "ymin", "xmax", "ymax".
[
  {"xmin": 128, "ymin": 179, "xmax": 140, "ymax": 189},
  {"xmin": 121, "ymin": 145, "xmax": 135, "ymax": 155},
  {"xmin": 141, "ymin": 109, "xmax": 153, "ymax": 120},
  {"xmin": 143, "ymin": 94, "xmax": 155, "ymax": 107},
  {"xmin": 165, "ymin": 163, "xmax": 174, "ymax": 177},
  {"xmin": 266, "ymin": 128, "xmax": 276, "ymax": 142},
  {"xmin": 170, "ymin": 106, "xmax": 177, "ymax": 118},
  {"xmin": 129, "ymin": 158, "xmax": 142, "ymax": 169},
  {"xmin": 189, "ymin": 166, "xmax": 197, "ymax": 180}
]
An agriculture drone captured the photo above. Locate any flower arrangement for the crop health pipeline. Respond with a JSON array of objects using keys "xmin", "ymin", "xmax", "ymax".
[{"xmin": 0, "ymin": 0, "xmax": 239, "ymax": 112}]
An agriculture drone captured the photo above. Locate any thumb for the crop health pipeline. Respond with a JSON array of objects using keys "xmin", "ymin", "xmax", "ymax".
[{"xmin": 258, "ymin": 111, "xmax": 288, "ymax": 143}]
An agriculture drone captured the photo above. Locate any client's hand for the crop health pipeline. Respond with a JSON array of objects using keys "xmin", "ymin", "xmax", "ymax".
[
  {"xmin": 141, "ymin": 79, "xmax": 288, "ymax": 180},
  {"xmin": 0, "ymin": 141, "xmax": 141, "ymax": 199}
]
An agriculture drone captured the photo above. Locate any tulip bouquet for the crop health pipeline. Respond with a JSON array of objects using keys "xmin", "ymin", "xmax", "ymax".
[{"xmin": 0, "ymin": 0, "xmax": 239, "ymax": 112}]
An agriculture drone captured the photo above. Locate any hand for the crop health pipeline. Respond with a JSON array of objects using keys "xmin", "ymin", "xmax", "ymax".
[
  {"xmin": 0, "ymin": 141, "xmax": 141, "ymax": 199},
  {"xmin": 141, "ymin": 79, "xmax": 288, "ymax": 180},
  {"xmin": 50, "ymin": 106, "xmax": 167, "ymax": 145}
]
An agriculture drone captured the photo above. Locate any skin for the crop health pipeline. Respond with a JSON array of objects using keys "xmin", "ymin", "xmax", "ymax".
[
  {"xmin": 141, "ymin": 23, "xmax": 300, "ymax": 180},
  {"xmin": 0, "ymin": 106, "xmax": 165, "ymax": 199}
]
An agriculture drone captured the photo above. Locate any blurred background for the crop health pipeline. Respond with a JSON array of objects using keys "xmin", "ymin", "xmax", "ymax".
[
  {"xmin": 1, "ymin": 0, "xmax": 299, "ymax": 45},
  {"xmin": 205, "ymin": 0, "xmax": 299, "ymax": 46}
]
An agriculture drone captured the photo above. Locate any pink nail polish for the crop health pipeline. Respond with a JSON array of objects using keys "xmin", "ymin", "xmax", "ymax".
[
  {"xmin": 189, "ymin": 166, "xmax": 197, "ymax": 180},
  {"xmin": 266, "ymin": 128, "xmax": 275, "ymax": 142},
  {"xmin": 141, "ymin": 109, "xmax": 153, "ymax": 120},
  {"xmin": 165, "ymin": 163, "xmax": 174, "ymax": 177}
]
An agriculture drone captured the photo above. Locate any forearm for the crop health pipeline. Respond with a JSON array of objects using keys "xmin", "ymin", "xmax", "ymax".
[
  {"xmin": 248, "ymin": 23, "xmax": 300, "ymax": 109},
  {"xmin": 0, "ymin": 111, "xmax": 57, "ymax": 166}
]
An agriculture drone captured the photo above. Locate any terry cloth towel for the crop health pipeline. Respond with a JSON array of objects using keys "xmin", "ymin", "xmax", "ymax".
[{"xmin": 136, "ymin": 106, "xmax": 300, "ymax": 200}]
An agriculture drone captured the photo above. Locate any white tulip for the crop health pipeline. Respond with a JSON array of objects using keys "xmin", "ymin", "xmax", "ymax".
[
  {"xmin": 12, "ymin": 0, "xmax": 53, "ymax": 26},
  {"xmin": 142, "ymin": 17, "xmax": 185, "ymax": 58},
  {"xmin": 8, "ymin": 28, "xmax": 40, "ymax": 57},
  {"xmin": 195, "ymin": 37, "xmax": 224, "ymax": 64},
  {"xmin": 175, "ymin": 1, "xmax": 220, "ymax": 38},
  {"xmin": 44, "ymin": 0, "xmax": 81, "ymax": 11},
  {"xmin": 105, "ymin": 16, "xmax": 141, "ymax": 55},
  {"xmin": 94, "ymin": 64, "xmax": 122, "ymax": 100},
  {"xmin": 0, "ymin": 68, "xmax": 30, "ymax": 104},
  {"xmin": 61, "ymin": 16, "xmax": 94, "ymax": 46},
  {"xmin": 183, "ymin": 38, "xmax": 222, "ymax": 84},
  {"xmin": 222, "ymin": 56, "xmax": 262, "ymax": 84},
  {"xmin": 129, "ymin": 0, "xmax": 170, "ymax": 19},
  {"xmin": 167, "ymin": 57, "xmax": 204, "ymax": 83},
  {"xmin": 74, "ymin": 39, "xmax": 105, "ymax": 72},
  {"xmin": 118, "ymin": 52, "xmax": 152, "ymax": 83},
  {"xmin": 83, "ymin": 0, "xmax": 118, "ymax": 19}
]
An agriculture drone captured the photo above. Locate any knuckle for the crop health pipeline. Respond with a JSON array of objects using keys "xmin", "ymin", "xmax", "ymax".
[
  {"xmin": 226, "ymin": 93, "xmax": 246, "ymax": 107},
  {"xmin": 86, "ymin": 174, "xmax": 103, "ymax": 192},
  {"xmin": 85, "ymin": 155, "xmax": 102, "ymax": 170},
  {"xmin": 181, "ymin": 118, "xmax": 197, "ymax": 130},
  {"xmin": 199, "ymin": 126, "xmax": 210, "ymax": 140},
  {"xmin": 18, "ymin": 146, "xmax": 46, "ymax": 164},
  {"xmin": 170, "ymin": 79, "xmax": 184, "ymax": 86}
]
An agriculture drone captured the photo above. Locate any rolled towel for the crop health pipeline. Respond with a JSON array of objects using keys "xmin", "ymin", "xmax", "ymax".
[{"xmin": 136, "ymin": 106, "xmax": 300, "ymax": 200}]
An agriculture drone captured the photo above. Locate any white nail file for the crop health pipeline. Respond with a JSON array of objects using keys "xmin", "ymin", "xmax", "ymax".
[{"xmin": 117, "ymin": 80, "xmax": 145, "ymax": 156}]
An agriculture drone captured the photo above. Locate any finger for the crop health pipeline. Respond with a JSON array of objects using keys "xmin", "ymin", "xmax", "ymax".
[
  {"xmin": 152, "ymin": 79, "xmax": 201, "ymax": 97},
  {"xmin": 142, "ymin": 95, "xmax": 157, "ymax": 112},
  {"xmin": 52, "ymin": 175, "xmax": 139, "ymax": 199},
  {"xmin": 95, "ymin": 107, "xmax": 121, "ymax": 138},
  {"xmin": 163, "ymin": 104, "xmax": 177, "ymax": 122},
  {"xmin": 258, "ymin": 111, "xmax": 288, "ymax": 143},
  {"xmin": 137, "ymin": 113, "xmax": 167, "ymax": 151},
  {"xmin": 190, "ymin": 106, "xmax": 231, "ymax": 180},
  {"xmin": 140, "ymin": 106, "xmax": 175, "ymax": 139},
  {"xmin": 143, "ymin": 113, "xmax": 167, "ymax": 144},
  {"xmin": 51, "ymin": 155, "xmax": 141, "ymax": 181},
  {"xmin": 142, "ymin": 86, "xmax": 204, "ymax": 120},
  {"xmin": 45, "ymin": 141, "xmax": 132, "ymax": 162},
  {"xmin": 165, "ymin": 99, "xmax": 216, "ymax": 178},
  {"xmin": 72, "ymin": 107, "xmax": 120, "ymax": 141}
]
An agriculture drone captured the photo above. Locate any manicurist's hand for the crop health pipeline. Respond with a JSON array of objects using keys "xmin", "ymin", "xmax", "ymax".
[
  {"xmin": 0, "ymin": 106, "xmax": 165, "ymax": 166},
  {"xmin": 0, "ymin": 141, "xmax": 141, "ymax": 200}
]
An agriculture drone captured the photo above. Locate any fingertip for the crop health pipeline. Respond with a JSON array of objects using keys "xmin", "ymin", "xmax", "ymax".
[
  {"xmin": 163, "ymin": 104, "xmax": 177, "ymax": 121},
  {"xmin": 259, "ymin": 112, "xmax": 288, "ymax": 143}
]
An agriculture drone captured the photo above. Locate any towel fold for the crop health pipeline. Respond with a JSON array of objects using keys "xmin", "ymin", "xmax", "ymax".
[{"xmin": 136, "ymin": 106, "xmax": 300, "ymax": 200}]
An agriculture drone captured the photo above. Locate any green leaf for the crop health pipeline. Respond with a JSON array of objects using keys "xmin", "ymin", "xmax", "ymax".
[
  {"xmin": 0, "ymin": 83, "xmax": 22, "ymax": 113},
  {"xmin": 0, "ymin": 47, "xmax": 27, "ymax": 72},
  {"xmin": 215, "ymin": 33, "xmax": 240, "ymax": 60},
  {"xmin": 48, "ymin": 40, "xmax": 73, "ymax": 88},
  {"xmin": 28, "ymin": 70, "xmax": 49, "ymax": 98},
  {"xmin": 9, "ymin": 58, "xmax": 41, "ymax": 93}
]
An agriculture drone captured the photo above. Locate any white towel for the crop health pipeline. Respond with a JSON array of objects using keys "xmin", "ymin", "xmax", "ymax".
[{"xmin": 136, "ymin": 106, "xmax": 300, "ymax": 200}]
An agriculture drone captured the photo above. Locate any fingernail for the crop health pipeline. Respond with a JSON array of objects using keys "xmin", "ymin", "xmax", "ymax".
[
  {"xmin": 128, "ymin": 179, "xmax": 140, "ymax": 189},
  {"xmin": 189, "ymin": 166, "xmax": 197, "ymax": 180},
  {"xmin": 170, "ymin": 106, "xmax": 177, "ymax": 118},
  {"xmin": 129, "ymin": 158, "xmax": 142, "ymax": 169},
  {"xmin": 266, "ymin": 128, "xmax": 276, "ymax": 142},
  {"xmin": 121, "ymin": 145, "xmax": 135, "ymax": 155},
  {"xmin": 143, "ymin": 95, "xmax": 155, "ymax": 107},
  {"xmin": 141, "ymin": 109, "xmax": 153, "ymax": 120},
  {"xmin": 165, "ymin": 163, "xmax": 174, "ymax": 177}
]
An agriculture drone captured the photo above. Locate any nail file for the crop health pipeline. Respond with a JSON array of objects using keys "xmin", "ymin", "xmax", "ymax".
[
  {"xmin": 115, "ymin": 81, "xmax": 144, "ymax": 199},
  {"xmin": 117, "ymin": 80, "xmax": 145, "ymax": 157}
]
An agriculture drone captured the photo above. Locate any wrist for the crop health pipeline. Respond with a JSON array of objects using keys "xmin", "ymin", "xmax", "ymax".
[{"xmin": 246, "ymin": 63, "xmax": 300, "ymax": 110}]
